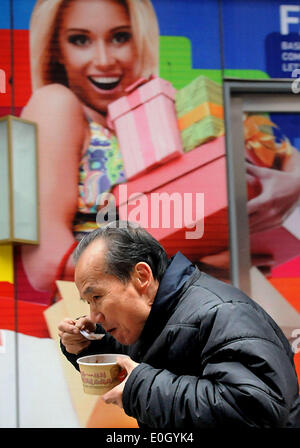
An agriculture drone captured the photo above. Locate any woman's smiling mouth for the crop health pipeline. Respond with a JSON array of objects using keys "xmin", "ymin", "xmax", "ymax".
[{"xmin": 88, "ymin": 76, "xmax": 121, "ymax": 90}]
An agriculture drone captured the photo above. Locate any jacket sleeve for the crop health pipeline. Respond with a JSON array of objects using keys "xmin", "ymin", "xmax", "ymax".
[{"xmin": 122, "ymin": 302, "xmax": 298, "ymax": 428}]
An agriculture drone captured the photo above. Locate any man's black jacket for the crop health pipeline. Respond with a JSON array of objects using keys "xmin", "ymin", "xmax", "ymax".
[{"xmin": 61, "ymin": 252, "xmax": 300, "ymax": 428}]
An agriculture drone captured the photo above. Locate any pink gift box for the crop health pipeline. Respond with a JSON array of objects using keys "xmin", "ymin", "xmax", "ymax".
[
  {"xmin": 108, "ymin": 77, "xmax": 183, "ymax": 180},
  {"xmin": 112, "ymin": 136, "xmax": 229, "ymax": 260}
]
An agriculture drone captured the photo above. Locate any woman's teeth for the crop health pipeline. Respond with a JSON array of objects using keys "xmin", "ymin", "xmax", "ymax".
[{"xmin": 89, "ymin": 76, "xmax": 121, "ymax": 90}]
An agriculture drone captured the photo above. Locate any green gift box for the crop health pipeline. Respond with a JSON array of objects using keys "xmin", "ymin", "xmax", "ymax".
[{"xmin": 175, "ymin": 76, "xmax": 224, "ymax": 152}]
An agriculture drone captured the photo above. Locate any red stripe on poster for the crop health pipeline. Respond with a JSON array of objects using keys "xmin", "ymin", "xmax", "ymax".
[
  {"xmin": 0, "ymin": 29, "xmax": 31, "ymax": 108},
  {"xmin": 0, "ymin": 282, "xmax": 50, "ymax": 338}
]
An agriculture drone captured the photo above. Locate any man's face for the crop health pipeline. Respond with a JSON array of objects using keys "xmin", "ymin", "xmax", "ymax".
[{"xmin": 75, "ymin": 239, "xmax": 153, "ymax": 345}]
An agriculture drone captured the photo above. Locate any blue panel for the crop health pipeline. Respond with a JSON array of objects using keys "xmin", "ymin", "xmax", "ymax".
[
  {"xmin": 152, "ymin": 0, "xmax": 221, "ymax": 69},
  {"xmin": 222, "ymin": 0, "xmax": 300, "ymax": 77},
  {"xmin": 10, "ymin": 0, "xmax": 222, "ymax": 70},
  {"xmin": 0, "ymin": 0, "xmax": 10, "ymax": 29},
  {"xmin": 12, "ymin": 0, "xmax": 36, "ymax": 29},
  {"xmin": 270, "ymin": 113, "xmax": 300, "ymax": 150}
]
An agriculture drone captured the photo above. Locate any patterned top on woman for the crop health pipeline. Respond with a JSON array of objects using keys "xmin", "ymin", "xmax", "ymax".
[{"xmin": 74, "ymin": 119, "xmax": 125, "ymax": 237}]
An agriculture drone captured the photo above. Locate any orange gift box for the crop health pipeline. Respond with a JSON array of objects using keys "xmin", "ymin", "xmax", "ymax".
[
  {"xmin": 112, "ymin": 136, "xmax": 229, "ymax": 260},
  {"xmin": 177, "ymin": 102, "xmax": 224, "ymax": 131}
]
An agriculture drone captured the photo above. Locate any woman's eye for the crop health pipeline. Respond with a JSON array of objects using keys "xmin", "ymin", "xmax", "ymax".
[
  {"xmin": 112, "ymin": 31, "xmax": 132, "ymax": 45},
  {"xmin": 67, "ymin": 34, "xmax": 90, "ymax": 47}
]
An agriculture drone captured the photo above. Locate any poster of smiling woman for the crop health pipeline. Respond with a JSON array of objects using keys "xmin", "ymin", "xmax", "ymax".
[{"xmin": 10, "ymin": 0, "xmax": 228, "ymax": 309}]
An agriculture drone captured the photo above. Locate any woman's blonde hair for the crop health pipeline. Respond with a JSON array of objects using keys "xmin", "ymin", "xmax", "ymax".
[{"xmin": 29, "ymin": 0, "xmax": 160, "ymax": 90}]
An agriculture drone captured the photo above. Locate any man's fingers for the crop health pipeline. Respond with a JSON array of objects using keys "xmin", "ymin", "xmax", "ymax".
[
  {"xmin": 116, "ymin": 355, "xmax": 129, "ymax": 367},
  {"xmin": 57, "ymin": 317, "xmax": 94, "ymax": 355},
  {"xmin": 101, "ymin": 382, "xmax": 124, "ymax": 407},
  {"xmin": 101, "ymin": 357, "xmax": 139, "ymax": 409},
  {"xmin": 116, "ymin": 356, "xmax": 138, "ymax": 375},
  {"xmin": 74, "ymin": 316, "xmax": 96, "ymax": 332},
  {"xmin": 58, "ymin": 317, "xmax": 75, "ymax": 330},
  {"xmin": 58, "ymin": 318, "xmax": 79, "ymax": 334},
  {"xmin": 61, "ymin": 331, "xmax": 85, "ymax": 343},
  {"xmin": 58, "ymin": 316, "xmax": 95, "ymax": 338}
]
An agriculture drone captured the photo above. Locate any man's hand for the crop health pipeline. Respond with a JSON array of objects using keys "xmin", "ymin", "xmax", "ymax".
[
  {"xmin": 101, "ymin": 356, "xmax": 139, "ymax": 408},
  {"xmin": 58, "ymin": 316, "xmax": 96, "ymax": 354}
]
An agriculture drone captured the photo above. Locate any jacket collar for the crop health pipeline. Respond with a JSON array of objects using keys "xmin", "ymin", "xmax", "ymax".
[{"xmin": 140, "ymin": 252, "xmax": 197, "ymax": 341}]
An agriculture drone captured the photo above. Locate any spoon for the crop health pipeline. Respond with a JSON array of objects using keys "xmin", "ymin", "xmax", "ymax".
[{"xmin": 80, "ymin": 329, "xmax": 105, "ymax": 341}]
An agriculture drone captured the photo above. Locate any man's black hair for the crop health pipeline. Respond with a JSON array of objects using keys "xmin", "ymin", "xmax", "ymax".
[{"xmin": 73, "ymin": 221, "xmax": 169, "ymax": 283}]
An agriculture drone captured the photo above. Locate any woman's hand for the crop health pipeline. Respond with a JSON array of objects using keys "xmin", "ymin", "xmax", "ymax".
[
  {"xmin": 101, "ymin": 356, "xmax": 139, "ymax": 408},
  {"xmin": 198, "ymin": 147, "xmax": 300, "ymax": 271},
  {"xmin": 247, "ymin": 162, "xmax": 300, "ymax": 234}
]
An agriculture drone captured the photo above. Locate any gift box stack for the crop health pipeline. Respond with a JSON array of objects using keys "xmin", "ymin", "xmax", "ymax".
[
  {"xmin": 108, "ymin": 76, "xmax": 229, "ymax": 260},
  {"xmin": 175, "ymin": 76, "xmax": 224, "ymax": 153},
  {"xmin": 108, "ymin": 77, "xmax": 183, "ymax": 180}
]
